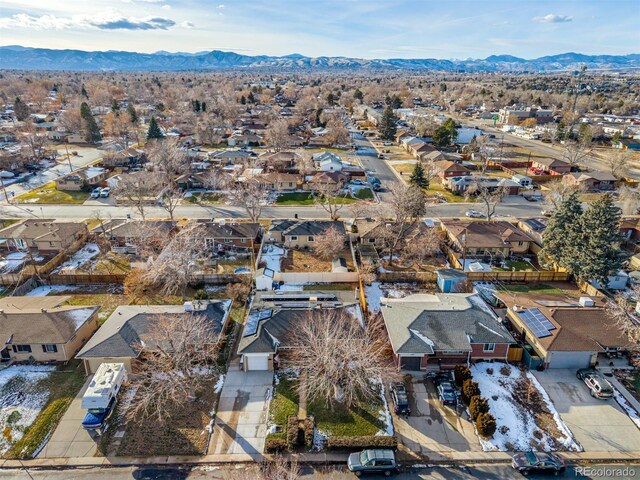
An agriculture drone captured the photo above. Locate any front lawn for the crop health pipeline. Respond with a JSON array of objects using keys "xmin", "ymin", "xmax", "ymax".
[
  {"xmin": 15, "ymin": 182, "xmax": 90, "ymax": 204},
  {"xmin": 185, "ymin": 192, "xmax": 225, "ymax": 204},
  {"xmin": 267, "ymin": 376, "xmax": 300, "ymax": 440},
  {"xmin": 276, "ymin": 192, "xmax": 314, "ymax": 205},
  {"xmin": 310, "ymin": 392, "xmax": 385, "ymax": 437},
  {"xmin": 496, "ymin": 283, "xmax": 565, "ymax": 295},
  {"xmin": 4, "ymin": 361, "xmax": 86, "ymax": 459}
]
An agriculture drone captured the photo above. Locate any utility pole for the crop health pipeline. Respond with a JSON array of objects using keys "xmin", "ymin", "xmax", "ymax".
[{"xmin": 568, "ymin": 65, "xmax": 587, "ymax": 140}]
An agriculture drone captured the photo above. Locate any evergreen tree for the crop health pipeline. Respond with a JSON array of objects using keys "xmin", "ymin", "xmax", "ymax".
[
  {"xmin": 247, "ymin": 91, "xmax": 255, "ymax": 104},
  {"xmin": 353, "ymin": 88, "xmax": 363, "ymax": 101},
  {"xmin": 315, "ymin": 108, "xmax": 326, "ymax": 128},
  {"xmin": 409, "ymin": 162, "xmax": 429, "ymax": 189},
  {"xmin": 432, "ymin": 125, "xmax": 452, "ymax": 148},
  {"xmin": 111, "ymin": 99, "xmax": 120, "ymax": 114},
  {"xmin": 578, "ymin": 193, "xmax": 623, "ymax": 285},
  {"xmin": 555, "ymin": 122, "xmax": 566, "ymax": 142},
  {"xmin": 240, "ymin": 95, "xmax": 246, "ymax": 105},
  {"xmin": 80, "ymin": 102, "xmax": 102, "ymax": 143},
  {"xmin": 326, "ymin": 93, "xmax": 335, "ymax": 106},
  {"xmin": 146, "ymin": 116, "xmax": 164, "ymax": 140},
  {"xmin": 127, "ymin": 103, "xmax": 138, "ymax": 124},
  {"xmin": 379, "ymin": 105, "xmax": 397, "ymax": 141},
  {"xmin": 192, "ymin": 99, "xmax": 201, "ymax": 112},
  {"xmin": 13, "ymin": 97, "xmax": 30, "ymax": 121},
  {"xmin": 442, "ymin": 118, "xmax": 458, "ymax": 143},
  {"xmin": 540, "ymin": 191, "xmax": 583, "ymax": 273},
  {"xmin": 201, "ymin": 101, "xmax": 207, "ymax": 112},
  {"xmin": 81, "ymin": 85, "xmax": 88, "ymax": 98}
]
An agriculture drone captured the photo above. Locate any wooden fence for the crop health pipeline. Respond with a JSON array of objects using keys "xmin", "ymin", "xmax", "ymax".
[
  {"xmin": 465, "ymin": 270, "xmax": 569, "ymax": 282},
  {"xmin": 48, "ymin": 273, "xmax": 128, "ymax": 285},
  {"xmin": 376, "ymin": 271, "xmax": 438, "ymax": 283}
]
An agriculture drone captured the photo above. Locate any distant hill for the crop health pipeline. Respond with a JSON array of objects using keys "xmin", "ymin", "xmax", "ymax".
[{"xmin": 1, "ymin": 46, "xmax": 638, "ymax": 72}]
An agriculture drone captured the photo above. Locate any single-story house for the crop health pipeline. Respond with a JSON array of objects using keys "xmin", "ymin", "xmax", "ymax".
[
  {"xmin": 436, "ymin": 160, "xmax": 470, "ymax": 179},
  {"xmin": 0, "ymin": 296, "xmax": 99, "ymax": 363},
  {"xmin": 445, "ymin": 175, "xmax": 520, "ymax": 195},
  {"xmin": 238, "ymin": 291, "xmax": 362, "ymax": 371},
  {"xmin": 268, "ymin": 220, "xmax": 346, "ymax": 249},
  {"xmin": 497, "ymin": 292, "xmax": 629, "ymax": 369},
  {"xmin": 530, "ymin": 158, "xmax": 571, "ymax": 175},
  {"xmin": 100, "ymin": 220, "xmax": 177, "ymax": 251},
  {"xmin": 442, "ymin": 220, "xmax": 534, "ymax": 258},
  {"xmin": 209, "ymin": 149, "xmax": 257, "ymax": 165},
  {"xmin": 199, "ymin": 220, "xmax": 261, "ymax": 252},
  {"xmin": 257, "ymin": 151, "xmax": 300, "ymax": 172},
  {"xmin": 253, "ymin": 172, "xmax": 302, "ymax": 191},
  {"xmin": 227, "ymin": 133, "xmax": 262, "ymax": 147},
  {"xmin": 312, "ymin": 152, "xmax": 343, "ymax": 172},
  {"xmin": 355, "ymin": 219, "xmax": 437, "ymax": 248},
  {"xmin": 306, "ymin": 171, "xmax": 349, "ymax": 192},
  {"xmin": 76, "ymin": 301, "xmax": 232, "ymax": 374},
  {"xmin": 565, "ymin": 171, "xmax": 617, "ymax": 191},
  {"xmin": 517, "ymin": 218, "xmax": 547, "ymax": 246},
  {"xmin": 55, "ymin": 167, "xmax": 107, "ymax": 191},
  {"xmin": 0, "ymin": 219, "xmax": 88, "ymax": 255},
  {"xmin": 380, "ymin": 293, "xmax": 515, "ymax": 371}
]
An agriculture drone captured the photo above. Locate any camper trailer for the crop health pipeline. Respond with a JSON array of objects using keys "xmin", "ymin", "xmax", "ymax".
[{"xmin": 81, "ymin": 362, "xmax": 126, "ymax": 430}]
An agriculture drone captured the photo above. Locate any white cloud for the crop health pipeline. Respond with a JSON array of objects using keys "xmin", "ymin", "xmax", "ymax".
[
  {"xmin": 0, "ymin": 12, "xmax": 176, "ymax": 30},
  {"xmin": 533, "ymin": 14, "xmax": 573, "ymax": 24},
  {"xmin": 217, "ymin": 4, "xmax": 225, "ymax": 8},
  {"xmin": 180, "ymin": 20, "xmax": 195, "ymax": 29},
  {"xmin": 161, "ymin": 4, "xmax": 171, "ymax": 9}
]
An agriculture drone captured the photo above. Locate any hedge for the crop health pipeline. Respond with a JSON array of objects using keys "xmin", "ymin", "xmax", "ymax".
[
  {"xmin": 286, "ymin": 415, "xmax": 299, "ymax": 451},
  {"xmin": 264, "ymin": 435, "xmax": 288, "ymax": 453},
  {"xmin": 303, "ymin": 416, "xmax": 315, "ymax": 450},
  {"xmin": 326, "ymin": 435, "xmax": 397, "ymax": 450}
]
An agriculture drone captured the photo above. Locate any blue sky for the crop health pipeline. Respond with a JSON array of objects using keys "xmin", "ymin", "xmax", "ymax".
[{"xmin": 0, "ymin": 0, "xmax": 638, "ymax": 58}]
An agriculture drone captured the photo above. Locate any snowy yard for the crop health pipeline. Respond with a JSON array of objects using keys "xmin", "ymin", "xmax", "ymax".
[
  {"xmin": 53, "ymin": 243, "xmax": 101, "ymax": 274},
  {"xmin": 364, "ymin": 281, "xmax": 416, "ymax": 314},
  {"xmin": 260, "ymin": 244, "xmax": 286, "ymax": 273},
  {"xmin": 0, "ymin": 365, "xmax": 56, "ymax": 455},
  {"xmin": 471, "ymin": 362, "xmax": 581, "ymax": 452},
  {"xmin": 0, "ymin": 252, "xmax": 29, "ymax": 274}
]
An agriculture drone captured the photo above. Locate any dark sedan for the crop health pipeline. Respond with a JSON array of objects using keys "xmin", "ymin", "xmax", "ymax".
[
  {"xmin": 512, "ymin": 451, "xmax": 566, "ymax": 476},
  {"xmin": 390, "ymin": 382, "xmax": 411, "ymax": 416}
]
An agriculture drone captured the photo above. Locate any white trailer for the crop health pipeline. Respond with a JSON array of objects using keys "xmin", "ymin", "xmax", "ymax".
[{"xmin": 81, "ymin": 362, "xmax": 126, "ymax": 411}]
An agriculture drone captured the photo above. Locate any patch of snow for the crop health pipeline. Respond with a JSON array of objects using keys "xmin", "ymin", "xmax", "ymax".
[
  {"xmin": 25, "ymin": 285, "xmax": 79, "ymax": 296},
  {"xmin": 364, "ymin": 282, "xmax": 382, "ymax": 314},
  {"xmin": 0, "ymin": 365, "xmax": 56, "ymax": 454},
  {"xmin": 62, "ymin": 307, "xmax": 96, "ymax": 330},
  {"xmin": 54, "ymin": 243, "xmax": 101, "ymax": 273},
  {"xmin": 477, "ymin": 322, "xmax": 506, "ymax": 339},
  {"xmin": 614, "ymin": 391, "xmax": 640, "ymax": 429},
  {"xmin": 376, "ymin": 381, "xmax": 394, "ymax": 436},
  {"xmin": 344, "ymin": 304, "xmax": 365, "ymax": 328},
  {"xmin": 410, "ymin": 329, "xmax": 435, "ymax": 348},
  {"xmin": 468, "ymin": 294, "xmax": 499, "ymax": 320},
  {"xmin": 313, "ymin": 428, "xmax": 328, "ymax": 451},
  {"xmin": 0, "ymin": 251, "xmax": 28, "ymax": 274},
  {"xmin": 213, "ymin": 375, "xmax": 225, "ymax": 394},
  {"xmin": 277, "ymin": 283, "xmax": 304, "ymax": 291},
  {"xmin": 261, "ymin": 245, "xmax": 286, "ymax": 273}
]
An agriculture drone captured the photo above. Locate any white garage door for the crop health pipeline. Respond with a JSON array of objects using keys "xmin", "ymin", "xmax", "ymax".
[{"xmin": 247, "ymin": 354, "xmax": 269, "ymax": 371}]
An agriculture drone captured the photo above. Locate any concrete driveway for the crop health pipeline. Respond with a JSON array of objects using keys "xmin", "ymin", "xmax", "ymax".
[
  {"xmin": 394, "ymin": 376, "xmax": 481, "ymax": 458},
  {"xmin": 534, "ymin": 369, "xmax": 640, "ymax": 452},
  {"xmin": 208, "ymin": 365, "xmax": 273, "ymax": 457},
  {"xmin": 38, "ymin": 378, "xmax": 97, "ymax": 458}
]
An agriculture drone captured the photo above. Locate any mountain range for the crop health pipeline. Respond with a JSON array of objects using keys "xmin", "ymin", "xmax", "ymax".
[{"xmin": 1, "ymin": 45, "xmax": 638, "ymax": 72}]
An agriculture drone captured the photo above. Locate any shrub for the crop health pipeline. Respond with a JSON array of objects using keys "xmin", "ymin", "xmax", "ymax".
[
  {"xmin": 476, "ymin": 412, "xmax": 497, "ymax": 438},
  {"xmin": 500, "ymin": 365, "xmax": 512, "ymax": 376},
  {"xmin": 303, "ymin": 416, "xmax": 315, "ymax": 450},
  {"xmin": 194, "ymin": 289, "xmax": 210, "ymax": 300},
  {"xmin": 326, "ymin": 436, "xmax": 397, "ymax": 451},
  {"xmin": 469, "ymin": 396, "xmax": 489, "ymax": 421},
  {"xmin": 454, "ymin": 365, "xmax": 471, "ymax": 387},
  {"xmin": 486, "ymin": 367, "xmax": 494, "ymax": 375},
  {"xmin": 264, "ymin": 435, "xmax": 288, "ymax": 453},
  {"xmin": 286, "ymin": 415, "xmax": 299, "ymax": 451},
  {"xmin": 462, "ymin": 379, "xmax": 481, "ymax": 405},
  {"xmin": 499, "ymin": 425, "xmax": 510, "ymax": 435}
]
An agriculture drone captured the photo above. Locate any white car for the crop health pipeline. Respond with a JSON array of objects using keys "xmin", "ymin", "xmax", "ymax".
[
  {"xmin": 99, "ymin": 187, "xmax": 111, "ymax": 198},
  {"xmin": 90, "ymin": 187, "xmax": 102, "ymax": 198},
  {"xmin": 465, "ymin": 210, "xmax": 486, "ymax": 218},
  {"xmin": 383, "ymin": 141, "xmax": 393, "ymax": 146}
]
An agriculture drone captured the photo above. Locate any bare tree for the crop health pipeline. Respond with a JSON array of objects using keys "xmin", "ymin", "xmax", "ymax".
[
  {"xmin": 324, "ymin": 117, "xmax": 350, "ymax": 147},
  {"xmin": 159, "ymin": 186, "xmax": 183, "ymax": 220},
  {"xmin": 466, "ymin": 182, "xmax": 506, "ymax": 221},
  {"xmin": 19, "ymin": 121, "xmax": 51, "ymax": 162},
  {"xmin": 140, "ymin": 222, "xmax": 209, "ymax": 299},
  {"xmin": 313, "ymin": 225, "xmax": 346, "ymax": 260},
  {"xmin": 604, "ymin": 149, "xmax": 631, "ymax": 180},
  {"xmin": 619, "ymin": 185, "xmax": 640, "ymax": 215},
  {"xmin": 312, "ymin": 182, "xmax": 346, "ymax": 220},
  {"xmin": 390, "ymin": 184, "xmax": 427, "ymax": 222},
  {"xmin": 228, "ymin": 181, "xmax": 270, "ymax": 222},
  {"xmin": 471, "ymin": 136, "xmax": 495, "ymax": 175},
  {"xmin": 562, "ymin": 139, "xmax": 592, "ymax": 168},
  {"xmin": 113, "ymin": 171, "xmax": 162, "ymax": 219},
  {"xmin": 126, "ymin": 312, "xmax": 224, "ymax": 423},
  {"xmin": 260, "ymin": 455, "xmax": 300, "ymax": 480},
  {"xmin": 265, "ymin": 119, "xmax": 291, "ymax": 151},
  {"xmin": 146, "ymin": 138, "xmax": 190, "ymax": 180},
  {"xmin": 544, "ymin": 179, "xmax": 583, "ymax": 210},
  {"xmin": 287, "ymin": 310, "xmax": 397, "ymax": 407},
  {"xmin": 103, "ymin": 111, "xmax": 136, "ymax": 148},
  {"xmin": 401, "ymin": 228, "xmax": 441, "ymax": 266},
  {"xmin": 201, "ymin": 169, "xmax": 230, "ymax": 192},
  {"xmin": 605, "ymin": 287, "xmax": 640, "ymax": 364}
]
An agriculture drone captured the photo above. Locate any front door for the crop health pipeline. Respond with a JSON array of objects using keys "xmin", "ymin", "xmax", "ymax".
[{"xmin": 1, "ymin": 347, "xmax": 10, "ymax": 361}]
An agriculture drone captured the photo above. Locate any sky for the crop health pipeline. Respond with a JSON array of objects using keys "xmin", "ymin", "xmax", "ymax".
[{"xmin": 0, "ymin": 0, "xmax": 638, "ymax": 59}]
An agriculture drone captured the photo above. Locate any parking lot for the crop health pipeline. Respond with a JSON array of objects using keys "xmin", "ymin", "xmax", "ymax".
[
  {"xmin": 534, "ymin": 369, "xmax": 640, "ymax": 452},
  {"xmin": 393, "ymin": 375, "xmax": 481, "ymax": 457}
]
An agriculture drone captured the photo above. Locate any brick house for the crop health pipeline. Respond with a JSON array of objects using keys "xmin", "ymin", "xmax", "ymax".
[
  {"xmin": 268, "ymin": 220, "xmax": 346, "ymax": 249},
  {"xmin": 442, "ymin": 220, "xmax": 534, "ymax": 258},
  {"xmin": 565, "ymin": 171, "xmax": 617, "ymax": 191},
  {"xmin": 0, "ymin": 219, "xmax": 88, "ymax": 256},
  {"xmin": 200, "ymin": 221, "xmax": 261, "ymax": 252},
  {"xmin": 435, "ymin": 160, "xmax": 470, "ymax": 179},
  {"xmin": 530, "ymin": 158, "xmax": 571, "ymax": 175},
  {"xmin": 55, "ymin": 167, "xmax": 107, "ymax": 191}
]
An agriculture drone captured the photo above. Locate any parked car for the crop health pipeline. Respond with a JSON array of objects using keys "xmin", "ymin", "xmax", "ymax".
[
  {"xmin": 465, "ymin": 210, "xmax": 486, "ymax": 218},
  {"xmin": 99, "ymin": 187, "xmax": 111, "ymax": 198},
  {"xmin": 383, "ymin": 141, "xmax": 393, "ymax": 146},
  {"xmin": 389, "ymin": 383, "xmax": 410, "ymax": 416},
  {"xmin": 377, "ymin": 153, "xmax": 385, "ymax": 159},
  {"xmin": 347, "ymin": 449, "xmax": 398, "ymax": 476},
  {"xmin": 541, "ymin": 209, "xmax": 554, "ymax": 217},
  {"xmin": 524, "ymin": 195, "xmax": 538, "ymax": 202},
  {"xmin": 512, "ymin": 451, "xmax": 566, "ymax": 476},
  {"xmin": 436, "ymin": 379, "xmax": 457, "ymax": 406},
  {"xmin": 351, "ymin": 179, "xmax": 367, "ymax": 186},
  {"xmin": 90, "ymin": 187, "xmax": 102, "ymax": 198},
  {"xmin": 368, "ymin": 177, "xmax": 381, "ymax": 185},
  {"xmin": 576, "ymin": 368, "xmax": 614, "ymax": 399}
]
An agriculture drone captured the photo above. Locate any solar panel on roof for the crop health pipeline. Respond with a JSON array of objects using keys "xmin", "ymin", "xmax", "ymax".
[
  {"xmin": 518, "ymin": 309, "xmax": 552, "ymax": 338},
  {"xmin": 529, "ymin": 307, "xmax": 556, "ymax": 330}
]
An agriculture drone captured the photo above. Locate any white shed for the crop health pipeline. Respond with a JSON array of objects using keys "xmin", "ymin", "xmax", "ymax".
[{"xmin": 255, "ymin": 267, "xmax": 275, "ymax": 291}]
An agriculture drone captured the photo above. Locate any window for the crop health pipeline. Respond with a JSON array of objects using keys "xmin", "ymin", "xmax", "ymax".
[
  {"xmin": 517, "ymin": 241, "xmax": 524, "ymax": 246},
  {"xmin": 483, "ymin": 343, "xmax": 496, "ymax": 352},
  {"xmin": 240, "ymin": 238, "xmax": 246, "ymax": 244},
  {"xmin": 290, "ymin": 236, "xmax": 298, "ymax": 241},
  {"xmin": 368, "ymin": 238, "xmax": 376, "ymax": 244},
  {"xmin": 13, "ymin": 345, "xmax": 32, "ymax": 353},
  {"xmin": 205, "ymin": 238, "xmax": 215, "ymax": 248},
  {"xmin": 224, "ymin": 238, "xmax": 231, "ymax": 243},
  {"xmin": 42, "ymin": 344, "xmax": 58, "ymax": 353},
  {"xmin": 308, "ymin": 236, "xmax": 314, "ymax": 242}
]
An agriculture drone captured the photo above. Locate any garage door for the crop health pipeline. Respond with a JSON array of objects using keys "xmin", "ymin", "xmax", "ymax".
[
  {"xmin": 400, "ymin": 356, "xmax": 422, "ymax": 371},
  {"xmin": 548, "ymin": 351, "xmax": 592, "ymax": 369},
  {"xmin": 247, "ymin": 354, "xmax": 270, "ymax": 371}
]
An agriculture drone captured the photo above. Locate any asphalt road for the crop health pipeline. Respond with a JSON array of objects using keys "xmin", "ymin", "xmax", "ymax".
[{"xmin": 0, "ymin": 464, "xmax": 638, "ymax": 479}]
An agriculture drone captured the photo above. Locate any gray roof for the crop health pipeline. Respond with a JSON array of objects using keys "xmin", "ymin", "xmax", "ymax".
[
  {"xmin": 380, "ymin": 293, "xmax": 515, "ymax": 355},
  {"xmin": 76, "ymin": 301, "xmax": 231, "ymax": 359},
  {"xmin": 270, "ymin": 220, "xmax": 345, "ymax": 238}
]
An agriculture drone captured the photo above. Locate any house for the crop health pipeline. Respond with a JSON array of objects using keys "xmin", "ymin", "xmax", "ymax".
[
  {"xmin": 55, "ymin": 167, "xmax": 107, "ymax": 191},
  {"xmin": 613, "ymin": 138, "xmax": 640, "ymax": 151},
  {"xmin": 511, "ymin": 174, "xmax": 532, "ymax": 188},
  {"xmin": 209, "ymin": 149, "xmax": 257, "ymax": 165},
  {"xmin": 76, "ymin": 301, "xmax": 232, "ymax": 374},
  {"xmin": 102, "ymin": 147, "xmax": 144, "ymax": 169},
  {"xmin": 435, "ymin": 160, "xmax": 470, "ymax": 179},
  {"xmin": 268, "ymin": 220, "xmax": 346, "ymax": 248},
  {"xmin": 238, "ymin": 291, "xmax": 362, "ymax": 371},
  {"xmin": 517, "ymin": 218, "xmax": 547, "ymax": 246},
  {"xmin": 312, "ymin": 152, "xmax": 343, "ymax": 172},
  {"xmin": 620, "ymin": 217, "xmax": 640, "ymax": 242},
  {"xmin": 498, "ymin": 105, "xmax": 554, "ymax": 125},
  {"xmin": 100, "ymin": 220, "xmax": 177, "ymax": 252},
  {"xmin": 530, "ymin": 158, "xmax": 571, "ymax": 175},
  {"xmin": 356, "ymin": 219, "xmax": 436, "ymax": 248},
  {"xmin": 442, "ymin": 220, "xmax": 534, "ymax": 259},
  {"xmin": 0, "ymin": 219, "xmax": 88, "ymax": 255},
  {"xmin": 200, "ymin": 220, "xmax": 261, "ymax": 252},
  {"xmin": 257, "ymin": 151, "xmax": 300, "ymax": 172},
  {"xmin": 565, "ymin": 171, "xmax": 617, "ymax": 191},
  {"xmin": 227, "ymin": 133, "xmax": 262, "ymax": 147},
  {"xmin": 496, "ymin": 292, "xmax": 629, "ymax": 369},
  {"xmin": 445, "ymin": 175, "xmax": 520, "ymax": 195},
  {"xmin": 253, "ymin": 172, "xmax": 302, "ymax": 191},
  {"xmin": 401, "ymin": 137, "xmax": 433, "ymax": 157},
  {"xmin": 417, "ymin": 148, "xmax": 445, "ymax": 162},
  {"xmin": 0, "ymin": 296, "xmax": 99, "ymax": 363},
  {"xmin": 380, "ymin": 293, "xmax": 515, "ymax": 371},
  {"xmin": 306, "ymin": 171, "xmax": 349, "ymax": 192}
]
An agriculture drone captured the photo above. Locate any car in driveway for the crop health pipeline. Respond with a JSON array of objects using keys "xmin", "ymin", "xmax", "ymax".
[
  {"xmin": 383, "ymin": 141, "xmax": 393, "ymax": 146},
  {"xmin": 389, "ymin": 382, "xmax": 410, "ymax": 416},
  {"xmin": 436, "ymin": 379, "xmax": 457, "ymax": 406},
  {"xmin": 512, "ymin": 451, "xmax": 565, "ymax": 476},
  {"xmin": 465, "ymin": 210, "xmax": 486, "ymax": 218},
  {"xmin": 99, "ymin": 187, "xmax": 111, "ymax": 198},
  {"xmin": 576, "ymin": 368, "xmax": 614, "ymax": 399},
  {"xmin": 348, "ymin": 449, "xmax": 398, "ymax": 476},
  {"xmin": 90, "ymin": 187, "xmax": 102, "ymax": 198}
]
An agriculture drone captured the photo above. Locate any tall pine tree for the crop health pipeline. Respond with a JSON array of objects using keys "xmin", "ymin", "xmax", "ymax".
[
  {"xmin": 409, "ymin": 162, "xmax": 429, "ymax": 189},
  {"xmin": 379, "ymin": 105, "xmax": 397, "ymax": 141},
  {"xmin": 80, "ymin": 102, "xmax": 102, "ymax": 143},
  {"xmin": 577, "ymin": 193, "xmax": 623, "ymax": 285},
  {"xmin": 146, "ymin": 116, "xmax": 164, "ymax": 140},
  {"xmin": 127, "ymin": 103, "xmax": 138, "ymax": 124},
  {"xmin": 540, "ymin": 191, "xmax": 583, "ymax": 273}
]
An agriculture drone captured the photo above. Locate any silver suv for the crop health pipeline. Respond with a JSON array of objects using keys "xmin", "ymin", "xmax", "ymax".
[
  {"xmin": 576, "ymin": 368, "xmax": 614, "ymax": 399},
  {"xmin": 348, "ymin": 449, "xmax": 397, "ymax": 476}
]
